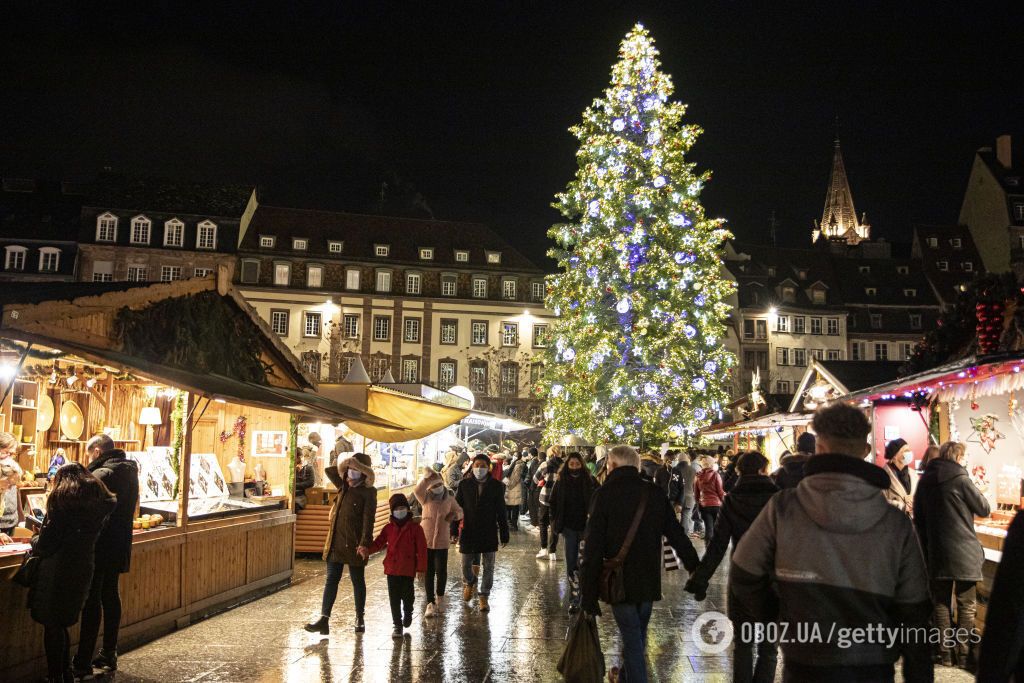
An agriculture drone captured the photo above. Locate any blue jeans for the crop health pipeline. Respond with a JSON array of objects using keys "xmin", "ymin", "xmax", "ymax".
[
  {"xmin": 561, "ymin": 528, "xmax": 582, "ymax": 579},
  {"xmin": 461, "ymin": 551, "xmax": 495, "ymax": 596},
  {"xmin": 320, "ymin": 562, "xmax": 366, "ymax": 618},
  {"xmin": 611, "ymin": 601, "xmax": 653, "ymax": 682}
]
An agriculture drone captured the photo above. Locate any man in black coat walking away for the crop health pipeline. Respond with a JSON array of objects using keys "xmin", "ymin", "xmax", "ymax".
[
  {"xmin": 771, "ymin": 431, "xmax": 815, "ymax": 490},
  {"xmin": 580, "ymin": 445, "xmax": 698, "ymax": 683},
  {"xmin": 455, "ymin": 453, "xmax": 509, "ymax": 613},
  {"xmin": 74, "ymin": 434, "xmax": 140, "ymax": 678}
]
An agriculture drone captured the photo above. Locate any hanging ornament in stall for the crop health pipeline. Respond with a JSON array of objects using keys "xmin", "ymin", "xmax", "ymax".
[{"xmin": 976, "ymin": 300, "xmax": 1005, "ymax": 355}]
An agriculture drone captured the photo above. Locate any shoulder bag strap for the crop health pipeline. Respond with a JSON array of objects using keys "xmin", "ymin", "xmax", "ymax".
[{"xmin": 613, "ymin": 488, "xmax": 649, "ymax": 563}]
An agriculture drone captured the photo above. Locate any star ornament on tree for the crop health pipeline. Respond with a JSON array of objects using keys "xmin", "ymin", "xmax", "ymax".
[{"xmin": 542, "ymin": 23, "xmax": 736, "ymax": 444}]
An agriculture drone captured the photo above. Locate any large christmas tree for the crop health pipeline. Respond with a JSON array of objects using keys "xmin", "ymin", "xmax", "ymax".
[{"xmin": 542, "ymin": 24, "xmax": 735, "ymax": 445}]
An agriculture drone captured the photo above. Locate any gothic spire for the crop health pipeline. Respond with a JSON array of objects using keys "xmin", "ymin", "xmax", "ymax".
[{"xmin": 812, "ymin": 137, "xmax": 870, "ymax": 245}]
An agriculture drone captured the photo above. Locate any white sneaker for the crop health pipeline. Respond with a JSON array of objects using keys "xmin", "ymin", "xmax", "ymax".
[
  {"xmin": 425, "ymin": 602, "xmax": 436, "ymax": 618},
  {"xmin": 535, "ymin": 549, "xmax": 548, "ymax": 559},
  {"xmin": 549, "ymin": 552, "xmax": 559, "ymax": 562}
]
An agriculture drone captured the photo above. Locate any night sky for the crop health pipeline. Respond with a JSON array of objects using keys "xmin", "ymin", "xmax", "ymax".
[{"xmin": 3, "ymin": 3, "xmax": 1022, "ymax": 266}]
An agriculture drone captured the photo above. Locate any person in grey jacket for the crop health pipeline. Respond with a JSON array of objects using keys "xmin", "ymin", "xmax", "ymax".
[
  {"xmin": 731, "ymin": 403, "xmax": 933, "ymax": 683},
  {"xmin": 669, "ymin": 452, "xmax": 696, "ymax": 533}
]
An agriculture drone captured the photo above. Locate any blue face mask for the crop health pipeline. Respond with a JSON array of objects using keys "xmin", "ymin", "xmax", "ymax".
[
  {"xmin": 473, "ymin": 467, "xmax": 488, "ymax": 480},
  {"xmin": 393, "ymin": 508, "xmax": 408, "ymax": 520}
]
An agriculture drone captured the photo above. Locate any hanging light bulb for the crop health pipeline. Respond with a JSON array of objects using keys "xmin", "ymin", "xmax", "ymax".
[
  {"xmin": 85, "ymin": 377, "xmax": 97, "ymax": 389},
  {"xmin": 66, "ymin": 369, "xmax": 78, "ymax": 387}
]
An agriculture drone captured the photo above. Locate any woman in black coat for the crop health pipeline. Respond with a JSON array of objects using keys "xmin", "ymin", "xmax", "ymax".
[
  {"xmin": 913, "ymin": 441, "xmax": 991, "ymax": 669},
  {"xmin": 977, "ymin": 511, "xmax": 1024, "ymax": 682},
  {"xmin": 547, "ymin": 452, "xmax": 597, "ymax": 612},
  {"xmin": 29, "ymin": 463, "xmax": 116, "ymax": 683}
]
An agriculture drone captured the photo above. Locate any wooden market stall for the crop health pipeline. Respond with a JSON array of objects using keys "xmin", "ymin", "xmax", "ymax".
[
  {"xmin": 0, "ymin": 276, "xmax": 399, "ymax": 680},
  {"xmin": 700, "ymin": 412, "xmax": 812, "ymax": 469}
]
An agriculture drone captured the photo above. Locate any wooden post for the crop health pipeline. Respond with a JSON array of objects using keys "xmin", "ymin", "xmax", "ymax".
[{"xmin": 178, "ymin": 392, "xmax": 196, "ymax": 529}]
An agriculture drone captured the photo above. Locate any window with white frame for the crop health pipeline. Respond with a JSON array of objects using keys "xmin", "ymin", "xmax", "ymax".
[
  {"xmin": 874, "ymin": 342, "xmax": 889, "ymax": 360},
  {"xmin": 782, "ymin": 286, "xmax": 796, "ymax": 302},
  {"xmin": 472, "ymin": 277, "xmax": 487, "ymax": 298},
  {"xmin": 909, "ymin": 314, "xmax": 922, "ymax": 329},
  {"xmin": 406, "ymin": 272, "xmax": 421, "ymax": 295},
  {"xmin": 160, "ymin": 265, "xmax": 182, "ymax": 282},
  {"xmin": 164, "ymin": 219, "xmax": 184, "ymax": 247},
  {"xmin": 328, "ymin": 241, "xmax": 343, "ymax": 254},
  {"xmin": 776, "ymin": 347, "xmax": 790, "ymax": 366},
  {"xmin": 777, "ymin": 381, "xmax": 791, "ymax": 394},
  {"xmin": 937, "ymin": 260, "xmax": 949, "ymax": 271},
  {"xmin": 402, "ymin": 358, "xmax": 420, "ymax": 383},
  {"xmin": 469, "ymin": 364, "xmax": 487, "ymax": 394},
  {"xmin": 811, "ymin": 289, "xmax": 826, "ymax": 304},
  {"xmin": 927, "ymin": 237, "xmax": 938, "ymax": 248},
  {"xmin": 851, "ymin": 341, "xmax": 866, "ymax": 360},
  {"xmin": 270, "ymin": 310, "xmax": 289, "ymax": 336},
  {"xmin": 92, "ymin": 261, "xmax": 113, "ymax": 281},
  {"xmin": 307, "ymin": 265, "xmax": 323, "ymax": 288},
  {"xmin": 370, "ymin": 356, "xmax": 389, "ymax": 382},
  {"xmin": 951, "ymin": 238, "xmax": 962, "ymax": 249},
  {"xmin": 903, "ymin": 288, "xmax": 917, "ymax": 297},
  {"xmin": 373, "ymin": 316, "xmax": 391, "ymax": 341},
  {"xmin": 274, "ymin": 263, "xmax": 291, "ymax": 286},
  {"xmin": 419, "ymin": 248, "xmax": 434, "ymax": 260},
  {"xmin": 239, "ymin": 260, "xmax": 259, "ymax": 283},
  {"xmin": 301, "ymin": 351, "xmax": 322, "ymax": 380},
  {"xmin": 899, "ymin": 343, "xmax": 914, "ymax": 360},
  {"xmin": 4, "ymin": 246, "xmax": 26, "ymax": 271},
  {"xmin": 38, "ymin": 247, "xmax": 60, "ymax": 272},
  {"xmin": 865, "ymin": 287, "xmax": 877, "ymax": 297},
  {"xmin": 827, "ymin": 349, "xmax": 841, "ymax": 361},
  {"xmin": 531, "ymin": 281, "xmax": 545, "ymax": 302},
  {"xmin": 793, "ymin": 316, "xmax": 806, "ymax": 334},
  {"xmin": 776, "ymin": 315, "xmax": 789, "ymax": 333},
  {"xmin": 532, "ymin": 324, "xmax": 548, "ymax": 347},
  {"xmin": 486, "ymin": 251, "xmax": 502, "ymax": 265},
  {"xmin": 962, "ymin": 262, "xmax": 974, "ymax": 272},
  {"xmin": 811, "ymin": 348, "xmax": 824, "ymax": 361},
  {"xmin": 501, "ymin": 322, "xmax": 518, "ymax": 347},
  {"xmin": 259, "ymin": 235, "xmax": 275, "ymax": 248},
  {"xmin": 126, "ymin": 265, "xmax": 148, "ymax": 282},
  {"xmin": 374, "ymin": 244, "xmax": 390, "ymax": 257},
  {"xmin": 471, "ymin": 321, "xmax": 488, "ymax": 345},
  {"xmin": 499, "ymin": 364, "xmax": 518, "ymax": 396},
  {"xmin": 130, "ymin": 216, "xmax": 151, "ymax": 245},
  {"xmin": 96, "ymin": 213, "xmax": 118, "ymax": 242},
  {"xmin": 440, "ymin": 319, "xmax": 457, "ymax": 345},
  {"xmin": 343, "ymin": 314, "xmax": 359, "ymax": 339},
  {"xmin": 345, "ymin": 268, "xmax": 360, "ymax": 290},
  {"xmin": 304, "ymin": 311, "xmax": 322, "ymax": 337},
  {"xmin": 441, "ymin": 275, "xmax": 457, "ymax": 297},
  {"xmin": 502, "ymin": 279, "xmax": 517, "ymax": 300},
  {"xmin": 403, "ymin": 317, "xmax": 420, "ymax": 343},
  {"xmin": 810, "ymin": 317, "xmax": 822, "ymax": 335},
  {"xmin": 376, "ymin": 270, "xmax": 392, "ymax": 293},
  {"xmin": 196, "ymin": 221, "xmax": 217, "ymax": 250},
  {"xmin": 193, "ymin": 268, "xmax": 213, "ymax": 278},
  {"xmin": 826, "ymin": 318, "xmax": 839, "ymax": 335},
  {"xmin": 1015, "ymin": 203, "xmax": 1024, "ymax": 221},
  {"xmin": 794, "ymin": 348, "xmax": 806, "ymax": 367},
  {"xmin": 438, "ymin": 361, "xmax": 456, "ymax": 390},
  {"xmin": 293, "ymin": 238, "xmax": 307, "ymax": 251},
  {"xmin": 455, "ymin": 250, "xmax": 469, "ymax": 263}
]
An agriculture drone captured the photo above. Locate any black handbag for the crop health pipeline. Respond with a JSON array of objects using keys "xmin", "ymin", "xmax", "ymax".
[
  {"xmin": 599, "ymin": 490, "xmax": 648, "ymax": 604},
  {"xmin": 12, "ymin": 550, "xmax": 40, "ymax": 588}
]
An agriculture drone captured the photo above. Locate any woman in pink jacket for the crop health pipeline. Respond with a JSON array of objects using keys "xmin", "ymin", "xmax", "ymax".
[
  {"xmin": 412, "ymin": 469, "xmax": 463, "ymax": 618},
  {"xmin": 693, "ymin": 455, "xmax": 726, "ymax": 547}
]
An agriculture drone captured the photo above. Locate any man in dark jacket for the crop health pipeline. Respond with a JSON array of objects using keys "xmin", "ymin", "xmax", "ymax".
[
  {"xmin": 455, "ymin": 453, "xmax": 509, "ymax": 612},
  {"xmin": 580, "ymin": 445, "xmax": 698, "ymax": 683},
  {"xmin": 771, "ymin": 431, "xmax": 815, "ymax": 490},
  {"xmin": 978, "ymin": 511, "xmax": 1024, "ymax": 682},
  {"xmin": 526, "ymin": 447, "xmax": 542, "ymax": 526},
  {"xmin": 669, "ymin": 452, "xmax": 697, "ymax": 533},
  {"xmin": 686, "ymin": 451, "xmax": 779, "ymax": 683},
  {"xmin": 731, "ymin": 403, "xmax": 933, "ymax": 683},
  {"xmin": 74, "ymin": 434, "xmax": 140, "ymax": 677}
]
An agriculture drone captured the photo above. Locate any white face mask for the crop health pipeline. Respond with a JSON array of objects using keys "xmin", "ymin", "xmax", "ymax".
[
  {"xmin": 473, "ymin": 467, "xmax": 488, "ymax": 480},
  {"xmin": 430, "ymin": 485, "xmax": 444, "ymax": 497},
  {"xmin": 393, "ymin": 508, "xmax": 409, "ymax": 520}
]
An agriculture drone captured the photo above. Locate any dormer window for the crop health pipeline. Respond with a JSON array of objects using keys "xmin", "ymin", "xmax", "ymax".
[
  {"xmin": 937, "ymin": 261, "xmax": 949, "ymax": 272},
  {"xmin": 797, "ymin": 269, "xmax": 808, "ymax": 280},
  {"xmin": 164, "ymin": 219, "xmax": 184, "ymax": 247},
  {"xmin": 766, "ymin": 267, "xmax": 776, "ymax": 277},
  {"xmin": 811, "ymin": 289, "xmax": 826, "ymax": 304},
  {"xmin": 870, "ymin": 314, "xmax": 883, "ymax": 329},
  {"xmin": 903, "ymin": 288, "xmax": 917, "ymax": 297},
  {"xmin": 259, "ymin": 235, "xmax": 276, "ymax": 248},
  {"xmin": 4, "ymin": 246, "xmax": 26, "ymax": 271},
  {"xmin": 927, "ymin": 237, "xmax": 938, "ymax": 248},
  {"xmin": 96, "ymin": 213, "xmax": 118, "ymax": 242},
  {"xmin": 951, "ymin": 238, "xmax": 962, "ymax": 249},
  {"xmin": 375, "ymin": 244, "xmax": 390, "ymax": 257},
  {"xmin": 896, "ymin": 266, "xmax": 909, "ymax": 275},
  {"xmin": 130, "ymin": 216, "xmax": 151, "ymax": 245},
  {"xmin": 419, "ymin": 248, "xmax": 434, "ymax": 260},
  {"xmin": 293, "ymin": 238, "xmax": 307, "ymax": 251},
  {"xmin": 963, "ymin": 262, "xmax": 974, "ymax": 272},
  {"xmin": 1014, "ymin": 203, "xmax": 1024, "ymax": 221},
  {"xmin": 781, "ymin": 286, "xmax": 796, "ymax": 303},
  {"xmin": 858, "ymin": 265, "xmax": 870, "ymax": 274},
  {"xmin": 197, "ymin": 220, "xmax": 217, "ymax": 250},
  {"xmin": 328, "ymin": 241, "xmax": 343, "ymax": 254},
  {"xmin": 486, "ymin": 251, "xmax": 501, "ymax": 265},
  {"xmin": 38, "ymin": 247, "xmax": 60, "ymax": 272},
  {"xmin": 865, "ymin": 287, "xmax": 877, "ymax": 297},
  {"xmin": 455, "ymin": 250, "xmax": 470, "ymax": 263}
]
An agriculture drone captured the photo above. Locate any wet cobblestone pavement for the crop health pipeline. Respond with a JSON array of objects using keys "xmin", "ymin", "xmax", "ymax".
[{"xmin": 112, "ymin": 526, "xmax": 975, "ymax": 682}]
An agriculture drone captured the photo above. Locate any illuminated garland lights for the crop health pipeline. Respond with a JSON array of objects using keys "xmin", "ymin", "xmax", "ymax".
[{"xmin": 541, "ymin": 24, "xmax": 736, "ymax": 444}]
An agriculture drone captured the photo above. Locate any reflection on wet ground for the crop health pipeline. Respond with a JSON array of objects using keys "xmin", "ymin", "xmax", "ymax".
[{"xmin": 113, "ymin": 525, "xmax": 974, "ymax": 682}]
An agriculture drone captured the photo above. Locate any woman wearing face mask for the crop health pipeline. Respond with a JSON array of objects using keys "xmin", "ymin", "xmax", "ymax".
[
  {"xmin": 546, "ymin": 452, "xmax": 598, "ymax": 613},
  {"xmin": 455, "ymin": 453, "xmax": 510, "ymax": 612},
  {"xmin": 882, "ymin": 438, "xmax": 915, "ymax": 516},
  {"xmin": 306, "ymin": 453, "xmax": 377, "ymax": 636},
  {"xmin": 503, "ymin": 453, "xmax": 524, "ymax": 531},
  {"xmin": 412, "ymin": 469, "xmax": 463, "ymax": 618},
  {"xmin": 363, "ymin": 493, "xmax": 428, "ymax": 638}
]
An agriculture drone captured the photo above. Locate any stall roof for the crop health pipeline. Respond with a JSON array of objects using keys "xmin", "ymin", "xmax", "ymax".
[
  {"xmin": 701, "ymin": 412, "xmax": 812, "ymax": 437},
  {"xmin": 839, "ymin": 352, "xmax": 1024, "ymax": 403},
  {"xmin": 789, "ymin": 359, "xmax": 904, "ymax": 412}
]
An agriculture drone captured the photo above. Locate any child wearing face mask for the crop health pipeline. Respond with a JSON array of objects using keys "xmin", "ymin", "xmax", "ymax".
[
  {"xmin": 412, "ymin": 469, "xmax": 463, "ymax": 618},
  {"xmin": 364, "ymin": 493, "xmax": 428, "ymax": 638}
]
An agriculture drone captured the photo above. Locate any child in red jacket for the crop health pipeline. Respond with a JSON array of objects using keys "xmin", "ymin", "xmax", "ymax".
[{"xmin": 364, "ymin": 493, "xmax": 428, "ymax": 638}]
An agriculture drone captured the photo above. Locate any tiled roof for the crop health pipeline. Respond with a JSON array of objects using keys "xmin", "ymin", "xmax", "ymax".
[
  {"xmin": 818, "ymin": 360, "xmax": 904, "ymax": 393},
  {"xmin": 829, "ymin": 257, "xmax": 939, "ymax": 307},
  {"xmin": 1, "ymin": 178, "xmax": 85, "ymax": 242},
  {"xmin": 912, "ymin": 224, "xmax": 984, "ymax": 305},
  {"xmin": 241, "ymin": 204, "xmax": 544, "ymax": 273},
  {"xmin": 86, "ymin": 176, "xmax": 253, "ymax": 217}
]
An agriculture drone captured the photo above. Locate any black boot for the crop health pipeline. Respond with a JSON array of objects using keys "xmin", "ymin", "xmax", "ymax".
[
  {"xmin": 354, "ymin": 614, "xmax": 365, "ymax": 633},
  {"xmin": 303, "ymin": 616, "xmax": 330, "ymax": 635},
  {"xmin": 92, "ymin": 649, "xmax": 117, "ymax": 672}
]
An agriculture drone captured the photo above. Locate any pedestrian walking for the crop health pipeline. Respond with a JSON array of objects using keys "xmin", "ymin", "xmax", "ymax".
[
  {"xmin": 731, "ymin": 402, "xmax": 932, "ymax": 682},
  {"xmin": 306, "ymin": 453, "xmax": 376, "ymax": 636},
  {"xmin": 771, "ymin": 432, "xmax": 815, "ymax": 489},
  {"xmin": 639, "ymin": 451, "xmax": 670, "ymax": 496},
  {"xmin": 535, "ymin": 446, "xmax": 564, "ymax": 560},
  {"xmin": 503, "ymin": 453, "xmax": 525, "ymax": 531},
  {"xmin": 455, "ymin": 453, "xmax": 509, "ymax": 612},
  {"xmin": 685, "ymin": 451, "xmax": 779, "ymax": 683},
  {"xmin": 580, "ymin": 445, "xmax": 698, "ymax": 683},
  {"xmin": 669, "ymin": 452, "xmax": 696, "ymax": 534},
  {"xmin": 73, "ymin": 434, "xmax": 140, "ymax": 679},
  {"xmin": 363, "ymin": 493, "xmax": 428, "ymax": 638},
  {"xmin": 28, "ymin": 463, "xmax": 116, "ymax": 683},
  {"xmin": 412, "ymin": 468, "xmax": 463, "ymax": 618},
  {"xmin": 977, "ymin": 510, "xmax": 1024, "ymax": 682},
  {"xmin": 720, "ymin": 452, "xmax": 739, "ymax": 493},
  {"xmin": 694, "ymin": 455, "xmax": 725, "ymax": 547},
  {"xmin": 547, "ymin": 452, "xmax": 598, "ymax": 613},
  {"xmin": 883, "ymin": 438, "xmax": 915, "ymax": 515},
  {"xmin": 527, "ymin": 447, "xmax": 543, "ymax": 526},
  {"xmin": 914, "ymin": 440, "xmax": 990, "ymax": 670}
]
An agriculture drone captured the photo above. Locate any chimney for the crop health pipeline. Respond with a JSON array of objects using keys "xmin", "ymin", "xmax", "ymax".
[{"xmin": 996, "ymin": 135, "xmax": 1012, "ymax": 169}]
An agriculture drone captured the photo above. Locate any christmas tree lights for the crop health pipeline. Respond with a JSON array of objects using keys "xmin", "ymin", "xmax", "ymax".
[{"xmin": 541, "ymin": 24, "xmax": 736, "ymax": 444}]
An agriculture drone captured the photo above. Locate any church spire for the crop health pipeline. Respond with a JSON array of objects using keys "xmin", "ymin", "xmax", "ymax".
[{"xmin": 812, "ymin": 136, "xmax": 870, "ymax": 245}]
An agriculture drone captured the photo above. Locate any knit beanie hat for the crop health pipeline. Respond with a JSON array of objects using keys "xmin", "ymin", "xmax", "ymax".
[
  {"xmin": 796, "ymin": 432, "xmax": 816, "ymax": 454},
  {"xmin": 884, "ymin": 438, "xmax": 908, "ymax": 461},
  {"xmin": 389, "ymin": 493, "xmax": 410, "ymax": 511}
]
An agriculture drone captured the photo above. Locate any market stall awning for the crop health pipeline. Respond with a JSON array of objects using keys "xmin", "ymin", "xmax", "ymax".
[
  {"xmin": 338, "ymin": 385, "xmax": 470, "ymax": 443},
  {"xmin": 701, "ymin": 412, "xmax": 812, "ymax": 437},
  {"xmin": 840, "ymin": 353, "xmax": 1024, "ymax": 404},
  {"xmin": 789, "ymin": 359, "xmax": 905, "ymax": 412},
  {"xmin": 461, "ymin": 410, "xmax": 538, "ymax": 434}
]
